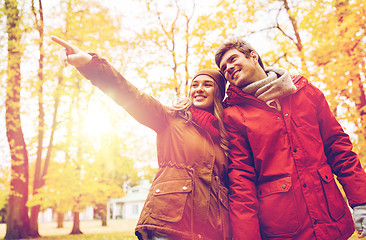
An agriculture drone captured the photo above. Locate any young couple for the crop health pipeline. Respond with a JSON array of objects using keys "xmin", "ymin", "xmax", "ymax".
[{"xmin": 52, "ymin": 36, "xmax": 366, "ymax": 240}]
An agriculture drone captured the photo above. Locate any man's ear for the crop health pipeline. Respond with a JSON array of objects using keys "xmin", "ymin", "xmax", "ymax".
[{"xmin": 250, "ymin": 51, "xmax": 259, "ymax": 63}]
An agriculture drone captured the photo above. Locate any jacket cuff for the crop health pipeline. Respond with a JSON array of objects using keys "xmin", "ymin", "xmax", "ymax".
[{"xmin": 76, "ymin": 53, "xmax": 101, "ymax": 81}]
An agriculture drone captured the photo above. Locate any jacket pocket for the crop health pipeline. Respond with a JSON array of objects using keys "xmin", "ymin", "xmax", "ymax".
[
  {"xmin": 150, "ymin": 179, "xmax": 192, "ymax": 222},
  {"xmin": 317, "ymin": 164, "xmax": 345, "ymax": 221},
  {"xmin": 257, "ymin": 176, "xmax": 300, "ymax": 237}
]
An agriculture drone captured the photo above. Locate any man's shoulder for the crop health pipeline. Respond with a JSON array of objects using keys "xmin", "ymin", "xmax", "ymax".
[
  {"xmin": 292, "ymin": 75, "xmax": 308, "ymax": 90},
  {"xmin": 223, "ymin": 104, "xmax": 244, "ymax": 122},
  {"xmin": 291, "ymin": 75, "xmax": 324, "ymax": 97}
]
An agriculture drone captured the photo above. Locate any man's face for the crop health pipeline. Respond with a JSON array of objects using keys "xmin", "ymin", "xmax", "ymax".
[{"xmin": 219, "ymin": 48, "xmax": 262, "ymax": 87}]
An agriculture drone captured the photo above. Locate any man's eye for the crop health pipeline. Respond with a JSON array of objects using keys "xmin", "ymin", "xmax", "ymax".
[{"xmin": 228, "ymin": 57, "xmax": 236, "ymax": 64}]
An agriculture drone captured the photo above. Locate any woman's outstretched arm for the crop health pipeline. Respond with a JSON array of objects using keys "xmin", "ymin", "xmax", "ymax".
[{"xmin": 51, "ymin": 36, "xmax": 170, "ymax": 133}]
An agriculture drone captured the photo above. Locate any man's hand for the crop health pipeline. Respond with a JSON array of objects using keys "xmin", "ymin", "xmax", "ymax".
[
  {"xmin": 50, "ymin": 36, "xmax": 92, "ymax": 67},
  {"xmin": 354, "ymin": 204, "xmax": 366, "ymax": 238}
]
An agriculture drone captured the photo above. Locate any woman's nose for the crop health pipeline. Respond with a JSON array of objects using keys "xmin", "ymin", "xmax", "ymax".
[{"xmin": 196, "ymin": 85, "xmax": 204, "ymax": 92}]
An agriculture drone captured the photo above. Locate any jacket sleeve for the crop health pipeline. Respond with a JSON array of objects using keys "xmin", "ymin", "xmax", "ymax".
[
  {"xmin": 313, "ymin": 84, "xmax": 366, "ymax": 207},
  {"xmin": 224, "ymin": 109, "xmax": 261, "ymax": 240},
  {"xmin": 77, "ymin": 54, "xmax": 169, "ymax": 133}
]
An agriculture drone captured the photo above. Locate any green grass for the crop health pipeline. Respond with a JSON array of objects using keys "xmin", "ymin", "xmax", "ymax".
[
  {"xmin": 3, "ymin": 231, "xmax": 361, "ymax": 240},
  {"xmin": 0, "ymin": 220, "xmax": 362, "ymax": 240},
  {"xmin": 28, "ymin": 232, "xmax": 361, "ymax": 240},
  {"xmin": 0, "ymin": 219, "xmax": 137, "ymax": 240},
  {"xmin": 24, "ymin": 232, "xmax": 135, "ymax": 240}
]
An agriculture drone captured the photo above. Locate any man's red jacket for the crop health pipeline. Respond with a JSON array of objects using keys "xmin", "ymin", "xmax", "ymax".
[{"xmin": 224, "ymin": 75, "xmax": 366, "ymax": 240}]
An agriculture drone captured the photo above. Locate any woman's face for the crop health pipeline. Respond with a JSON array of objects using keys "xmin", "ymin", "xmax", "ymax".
[{"xmin": 189, "ymin": 75, "xmax": 215, "ymax": 111}]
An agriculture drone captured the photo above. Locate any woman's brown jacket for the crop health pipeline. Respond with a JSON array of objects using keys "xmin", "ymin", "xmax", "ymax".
[{"xmin": 78, "ymin": 54, "xmax": 231, "ymax": 240}]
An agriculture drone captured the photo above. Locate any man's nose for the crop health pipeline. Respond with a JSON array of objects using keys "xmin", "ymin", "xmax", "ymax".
[
  {"xmin": 224, "ymin": 64, "xmax": 235, "ymax": 78},
  {"xmin": 226, "ymin": 63, "xmax": 235, "ymax": 74}
]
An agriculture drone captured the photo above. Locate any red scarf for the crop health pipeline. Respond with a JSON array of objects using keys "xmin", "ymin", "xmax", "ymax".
[{"xmin": 189, "ymin": 106, "xmax": 220, "ymax": 141}]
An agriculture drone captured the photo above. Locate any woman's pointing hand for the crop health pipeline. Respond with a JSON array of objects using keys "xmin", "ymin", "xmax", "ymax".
[{"xmin": 51, "ymin": 36, "xmax": 92, "ymax": 67}]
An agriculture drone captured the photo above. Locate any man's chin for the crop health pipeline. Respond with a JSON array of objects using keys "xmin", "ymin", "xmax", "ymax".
[{"xmin": 232, "ymin": 81, "xmax": 243, "ymax": 88}]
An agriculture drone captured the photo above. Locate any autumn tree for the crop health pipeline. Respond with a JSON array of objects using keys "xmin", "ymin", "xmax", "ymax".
[
  {"xmin": 81, "ymin": 131, "xmax": 136, "ymax": 226},
  {"xmin": 194, "ymin": 0, "xmax": 366, "ymax": 166},
  {"xmin": 0, "ymin": 167, "xmax": 10, "ymax": 223},
  {"xmin": 51, "ymin": 0, "xmax": 127, "ymax": 234},
  {"xmin": 304, "ymin": 0, "xmax": 366, "ymax": 164},
  {"xmin": 133, "ymin": 0, "xmax": 197, "ymax": 99},
  {"xmin": 23, "ymin": 0, "xmax": 130, "ymax": 235},
  {"xmin": 4, "ymin": 0, "xmax": 30, "ymax": 238},
  {"xmin": 29, "ymin": 0, "xmax": 45, "ymax": 237}
]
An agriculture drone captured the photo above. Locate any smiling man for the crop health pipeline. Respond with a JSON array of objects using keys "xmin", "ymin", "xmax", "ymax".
[
  {"xmin": 215, "ymin": 38, "xmax": 366, "ymax": 240},
  {"xmin": 218, "ymin": 48, "xmax": 266, "ymax": 88}
]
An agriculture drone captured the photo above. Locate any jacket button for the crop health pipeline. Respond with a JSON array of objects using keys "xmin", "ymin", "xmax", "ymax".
[
  {"xmin": 182, "ymin": 186, "xmax": 187, "ymax": 190},
  {"xmin": 282, "ymin": 184, "xmax": 286, "ymax": 189},
  {"xmin": 313, "ymin": 219, "xmax": 318, "ymax": 225},
  {"xmin": 285, "ymin": 113, "xmax": 289, "ymax": 117},
  {"xmin": 303, "ymin": 183, "xmax": 307, "ymax": 188},
  {"xmin": 293, "ymin": 148, "xmax": 297, "ymax": 153}
]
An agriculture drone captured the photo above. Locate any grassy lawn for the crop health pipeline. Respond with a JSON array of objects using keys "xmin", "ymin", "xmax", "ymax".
[
  {"xmin": 20, "ymin": 232, "xmax": 136, "ymax": 240},
  {"xmin": 0, "ymin": 219, "xmax": 361, "ymax": 239},
  {"xmin": 0, "ymin": 219, "xmax": 137, "ymax": 240}
]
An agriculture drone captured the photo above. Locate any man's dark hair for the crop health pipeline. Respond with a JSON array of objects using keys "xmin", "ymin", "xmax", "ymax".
[{"xmin": 215, "ymin": 38, "xmax": 265, "ymax": 71}]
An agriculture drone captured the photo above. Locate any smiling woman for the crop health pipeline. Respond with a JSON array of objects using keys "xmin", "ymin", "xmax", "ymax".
[
  {"xmin": 51, "ymin": 36, "xmax": 231, "ymax": 240},
  {"xmin": 189, "ymin": 75, "xmax": 215, "ymax": 112}
]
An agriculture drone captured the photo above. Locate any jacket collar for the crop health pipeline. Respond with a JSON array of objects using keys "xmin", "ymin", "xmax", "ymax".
[{"xmin": 224, "ymin": 75, "xmax": 307, "ymax": 107}]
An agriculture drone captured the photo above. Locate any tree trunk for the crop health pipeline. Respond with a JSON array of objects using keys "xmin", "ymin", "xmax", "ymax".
[
  {"xmin": 29, "ymin": 205, "xmax": 41, "ymax": 238},
  {"xmin": 57, "ymin": 212, "xmax": 64, "ymax": 228},
  {"xmin": 70, "ymin": 212, "xmax": 83, "ymax": 235},
  {"xmin": 4, "ymin": 0, "xmax": 30, "ymax": 239},
  {"xmin": 29, "ymin": 0, "xmax": 45, "ymax": 237},
  {"xmin": 100, "ymin": 203, "xmax": 107, "ymax": 226}
]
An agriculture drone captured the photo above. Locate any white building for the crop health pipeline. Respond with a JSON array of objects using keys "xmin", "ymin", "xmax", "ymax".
[
  {"xmin": 107, "ymin": 180, "xmax": 150, "ymax": 220},
  {"xmin": 37, "ymin": 181, "xmax": 151, "ymax": 222},
  {"xmin": 38, "ymin": 206, "xmax": 94, "ymax": 223}
]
